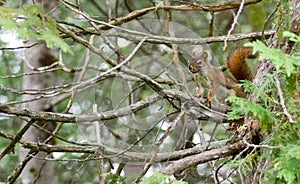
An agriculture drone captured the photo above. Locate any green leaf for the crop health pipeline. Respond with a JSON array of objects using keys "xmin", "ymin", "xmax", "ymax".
[
  {"xmin": 0, "ymin": 4, "xmax": 73, "ymax": 54},
  {"xmin": 226, "ymin": 96, "xmax": 273, "ymax": 130},
  {"xmin": 23, "ymin": 4, "xmax": 43, "ymax": 15},
  {"xmin": 283, "ymin": 31, "xmax": 300, "ymax": 43},
  {"xmin": 103, "ymin": 173, "xmax": 126, "ymax": 184},
  {"xmin": 245, "ymin": 41, "xmax": 299, "ymax": 77},
  {"xmin": 272, "ymin": 144, "xmax": 300, "ymax": 184},
  {"xmin": 141, "ymin": 173, "xmax": 187, "ymax": 184},
  {"xmin": 0, "ymin": 18, "xmax": 18, "ymax": 31},
  {"xmin": 0, "ymin": 5, "xmax": 18, "ymax": 18},
  {"xmin": 37, "ymin": 32, "xmax": 73, "ymax": 53}
]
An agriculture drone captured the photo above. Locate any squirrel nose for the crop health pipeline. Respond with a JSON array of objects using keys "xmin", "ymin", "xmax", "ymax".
[{"xmin": 189, "ymin": 67, "xmax": 198, "ymax": 73}]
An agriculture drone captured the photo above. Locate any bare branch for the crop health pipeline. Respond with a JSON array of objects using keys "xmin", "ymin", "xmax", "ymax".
[
  {"xmin": 0, "ymin": 119, "xmax": 36, "ymax": 160},
  {"xmin": 100, "ymin": 30, "xmax": 275, "ymax": 45},
  {"xmin": 160, "ymin": 140, "xmax": 245, "ymax": 175},
  {"xmin": 223, "ymin": 0, "xmax": 245, "ymax": 50},
  {"xmin": 274, "ymin": 76, "xmax": 296, "ymax": 123},
  {"xmin": 0, "ymin": 91, "xmax": 163, "ymax": 122},
  {"xmin": 0, "ymin": 128, "xmax": 236, "ymax": 163},
  {"xmin": 69, "ymin": 0, "xmax": 262, "ymax": 35},
  {"xmin": 20, "ymin": 137, "xmax": 232, "ymax": 163},
  {"xmin": 0, "ymin": 42, "xmax": 40, "ymax": 50}
]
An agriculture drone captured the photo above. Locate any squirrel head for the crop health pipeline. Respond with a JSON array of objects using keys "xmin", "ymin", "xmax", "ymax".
[{"xmin": 188, "ymin": 51, "xmax": 209, "ymax": 73}]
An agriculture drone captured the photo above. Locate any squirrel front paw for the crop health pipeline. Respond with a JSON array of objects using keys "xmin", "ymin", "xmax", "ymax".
[
  {"xmin": 195, "ymin": 87, "xmax": 202, "ymax": 97},
  {"xmin": 204, "ymin": 97, "xmax": 212, "ymax": 108}
]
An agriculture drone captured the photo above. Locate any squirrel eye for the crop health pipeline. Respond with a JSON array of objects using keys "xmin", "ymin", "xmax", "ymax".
[{"xmin": 197, "ymin": 60, "xmax": 202, "ymax": 66}]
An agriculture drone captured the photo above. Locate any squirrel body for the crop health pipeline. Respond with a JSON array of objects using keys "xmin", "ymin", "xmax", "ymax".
[{"xmin": 188, "ymin": 47, "xmax": 256, "ymax": 102}]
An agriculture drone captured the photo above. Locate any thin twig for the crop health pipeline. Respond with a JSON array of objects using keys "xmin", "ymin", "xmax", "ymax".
[
  {"xmin": 274, "ymin": 76, "xmax": 296, "ymax": 123},
  {"xmin": 64, "ymin": 35, "xmax": 95, "ymax": 113},
  {"xmin": 0, "ymin": 91, "xmax": 162, "ymax": 122},
  {"xmin": 0, "ymin": 42, "xmax": 40, "ymax": 50},
  {"xmin": 7, "ymin": 150, "xmax": 39, "ymax": 184},
  {"xmin": 67, "ymin": 0, "xmax": 262, "ymax": 34},
  {"xmin": 93, "ymin": 104, "xmax": 105, "ymax": 184},
  {"xmin": 242, "ymin": 136, "xmax": 281, "ymax": 149},
  {"xmin": 0, "ymin": 119, "xmax": 36, "ymax": 160},
  {"xmin": 0, "ymin": 128, "xmax": 235, "ymax": 164},
  {"xmin": 223, "ymin": 0, "xmax": 245, "ymax": 50},
  {"xmin": 160, "ymin": 140, "xmax": 245, "ymax": 175},
  {"xmin": 60, "ymin": 0, "xmax": 123, "ymax": 59},
  {"xmin": 164, "ymin": 0, "xmax": 187, "ymax": 87},
  {"xmin": 105, "ymin": 29, "xmax": 276, "ymax": 45},
  {"xmin": 208, "ymin": 11, "xmax": 214, "ymax": 37}
]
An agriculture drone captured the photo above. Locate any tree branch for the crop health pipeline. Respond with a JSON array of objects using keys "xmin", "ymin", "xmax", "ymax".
[
  {"xmin": 0, "ymin": 91, "xmax": 163, "ymax": 122},
  {"xmin": 106, "ymin": 29, "xmax": 275, "ymax": 45},
  {"xmin": 0, "ymin": 128, "xmax": 239, "ymax": 164},
  {"xmin": 160, "ymin": 140, "xmax": 245, "ymax": 175},
  {"xmin": 0, "ymin": 87, "xmax": 229, "ymax": 124},
  {"xmin": 16, "ymin": 135, "xmax": 234, "ymax": 164},
  {"xmin": 67, "ymin": 0, "xmax": 262, "ymax": 35}
]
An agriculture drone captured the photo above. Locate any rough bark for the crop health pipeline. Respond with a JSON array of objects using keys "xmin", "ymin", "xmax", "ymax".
[{"xmin": 19, "ymin": 1, "xmax": 59, "ymax": 184}]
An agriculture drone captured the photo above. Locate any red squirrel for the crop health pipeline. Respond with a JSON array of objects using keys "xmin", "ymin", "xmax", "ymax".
[{"xmin": 188, "ymin": 47, "xmax": 257, "ymax": 102}]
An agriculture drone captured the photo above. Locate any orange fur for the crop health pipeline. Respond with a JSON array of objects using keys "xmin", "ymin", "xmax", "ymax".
[
  {"xmin": 188, "ymin": 47, "xmax": 257, "ymax": 101},
  {"xmin": 227, "ymin": 47, "xmax": 256, "ymax": 81}
]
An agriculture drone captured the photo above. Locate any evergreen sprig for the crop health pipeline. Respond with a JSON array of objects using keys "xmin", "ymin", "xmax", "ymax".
[{"xmin": 0, "ymin": 4, "xmax": 72, "ymax": 54}]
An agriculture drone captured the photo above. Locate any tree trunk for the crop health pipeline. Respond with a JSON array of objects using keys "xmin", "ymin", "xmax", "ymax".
[{"xmin": 19, "ymin": 1, "xmax": 59, "ymax": 184}]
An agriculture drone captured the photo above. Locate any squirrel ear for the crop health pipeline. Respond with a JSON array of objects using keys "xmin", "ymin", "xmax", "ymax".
[
  {"xmin": 200, "ymin": 52, "xmax": 208, "ymax": 60},
  {"xmin": 192, "ymin": 50, "xmax": 198, "ymax": 57}
]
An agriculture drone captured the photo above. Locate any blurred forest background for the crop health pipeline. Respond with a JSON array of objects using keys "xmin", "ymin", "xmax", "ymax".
[{"xmin": 0, "ymin": 0, "xmax": 299, "ymax": 183}]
